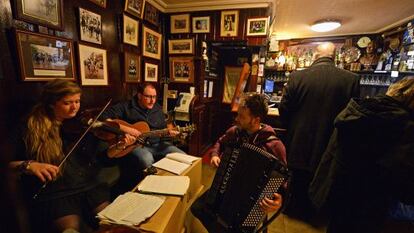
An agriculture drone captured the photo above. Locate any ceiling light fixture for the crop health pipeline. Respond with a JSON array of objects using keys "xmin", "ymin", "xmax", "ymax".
[{"xmin": 311, "ymin": 20, "xmax": 341, "ymax": 32}]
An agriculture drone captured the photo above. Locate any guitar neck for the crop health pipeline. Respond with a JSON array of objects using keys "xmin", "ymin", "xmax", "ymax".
[{"xmin": 141, "ymin": 128, "xmax": 170, "ymax": 138}]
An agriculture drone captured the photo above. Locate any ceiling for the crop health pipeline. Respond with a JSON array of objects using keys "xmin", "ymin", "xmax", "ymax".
[{"xmin": 148, "ymin": 0, "xmax": 414, "ymax": 39}]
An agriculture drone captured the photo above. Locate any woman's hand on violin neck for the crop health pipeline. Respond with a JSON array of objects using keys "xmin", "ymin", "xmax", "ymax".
[{"xmin": 29, "ymin": 162, "xmax": 59, "ymax": 183}]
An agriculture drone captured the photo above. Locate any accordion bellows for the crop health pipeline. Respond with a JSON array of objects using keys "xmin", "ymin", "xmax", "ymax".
[{"xmin": 206, "ymin": 143, "xmax": 289, "ymax": 233}]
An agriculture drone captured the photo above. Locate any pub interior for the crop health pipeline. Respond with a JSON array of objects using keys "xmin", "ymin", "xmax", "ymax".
[{"xmin": 0, "ymin": 0, "xmax": 413, "ymax": 233}]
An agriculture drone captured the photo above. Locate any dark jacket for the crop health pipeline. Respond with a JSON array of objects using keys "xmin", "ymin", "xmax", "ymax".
[
  {"xmin": 309, "ymin": 95, "xmax": 414, "ymax": 232},
  {"xmin": 279, "ymin": 57, "xmax": 360, "ymax": 172}
]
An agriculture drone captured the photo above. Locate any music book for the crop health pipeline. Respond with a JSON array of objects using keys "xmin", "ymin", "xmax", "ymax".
[
  {"xmin": 97, "ymin": 192, "xmax": 165, "ymax": 226},
  {"xmin": 153, "ymin": 153, "xmax": 200, "ymax": 174},
  {"xmin": 137, "ymin": 175, "xmax": 190, "ymax": 196}
]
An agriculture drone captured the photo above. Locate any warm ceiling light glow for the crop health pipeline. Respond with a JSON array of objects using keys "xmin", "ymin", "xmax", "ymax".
[{"xmin": 311, "ymin": 20, "xmax": 341, "ymax": 32}]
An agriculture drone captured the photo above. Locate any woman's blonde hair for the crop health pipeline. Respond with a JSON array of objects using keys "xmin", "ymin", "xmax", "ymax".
[
  {"xmin": 24, "ymin": 79, "xmax": 81, "ymax": 164},
  {"xmin": 386, "ymin": 76, "xmax": 414, "ymax": 108}
]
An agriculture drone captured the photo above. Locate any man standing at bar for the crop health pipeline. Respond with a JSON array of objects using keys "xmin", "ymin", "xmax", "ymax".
[{"xmin": 278, "ymin": 42, "xmax": 360, "ymax": 230}]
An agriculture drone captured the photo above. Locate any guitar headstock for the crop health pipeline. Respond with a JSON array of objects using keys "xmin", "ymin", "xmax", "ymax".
[{"xmin": 177, "ymin": 124, "xmax": 196, "ymax": 134}]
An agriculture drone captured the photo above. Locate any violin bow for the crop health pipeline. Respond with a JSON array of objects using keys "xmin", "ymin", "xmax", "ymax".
[{"xmin": 33, "ymin": 99, "xmax": 112, "ymax": 199}]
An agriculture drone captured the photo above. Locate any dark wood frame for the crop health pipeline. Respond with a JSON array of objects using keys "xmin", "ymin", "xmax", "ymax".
[
  {"xmin": 169, "ymin": 57, "xmax": 194, "ymax": 84},
  {"xmin": 14, "ymin": 0, "xmax": 64, "ymax": 30},
  {"xmin": 15, "ymin": 29, "xmax": 76, "ymax": 81},
  {"xmin": 78, "ymin": 43, "xmax": 108, "ymax": 86},
  {"xmin": 144, "ymin": 2, "xmax": 159, "ymax": 26},
  {"xmin": 88, "ymin": 0, "xmax": 106, "ymax": 8},
  {"xmin": 124, "ymin": 0, "xmax": 145, "ymax": 19},
  {"xmin": 124, "ymin": 51, "xmax": 141, "ymax": 83}
]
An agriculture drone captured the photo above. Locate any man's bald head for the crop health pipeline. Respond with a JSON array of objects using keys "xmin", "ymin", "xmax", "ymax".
[{"xmin": 313, "ymin": 42, "xmax": 336, "ymax": 60}]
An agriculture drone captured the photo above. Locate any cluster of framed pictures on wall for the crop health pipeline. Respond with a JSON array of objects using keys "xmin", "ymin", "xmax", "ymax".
[{"xmin": 169, "ymin": 12, "xmax": 269, "ymax": 37}]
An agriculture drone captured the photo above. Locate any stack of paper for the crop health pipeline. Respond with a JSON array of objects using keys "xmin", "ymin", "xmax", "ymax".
[
  {"xmin": 153, "ymin": 153, "xmax": 200, "ymax": 175},
  {"xmin": 97, "ymin": 192, "xmax": 165, "ymax": 226},
  {"xmin": 137, "ymin": 175, "xmax": 190, "ymax": 196}
]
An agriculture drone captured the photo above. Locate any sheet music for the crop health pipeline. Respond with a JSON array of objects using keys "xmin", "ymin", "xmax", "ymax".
[
  {"xmin": 153, "ymin": 157, "xmax": 190, "ymax": 175},
  {"xmin": 166, "ymin": 152, "xmax": 199, "ymax": 165},
  {"xmin": 138, "ymin": 175, "xmax": 190, "ymax": 196},
  {"xmin": 98, "ymin": 192, "xmax": 165, "ymax": 226}
]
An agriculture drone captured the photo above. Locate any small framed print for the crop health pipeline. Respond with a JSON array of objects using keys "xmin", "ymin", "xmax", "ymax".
[
  {"xmin": 124, "ymin": 0, "xmax": 145, "ymax": 19},
  {"xmin": 123, "ymin": 14, "xmax": 139, "ymax": 47},
  {"xmin": 78, "ymin": 44, "xmax": 108, "ymax": 86},
  {"xmin": 124, "ymin": 52, "xmax": 140, "ymax": 83},
  {"xmin": 170, "ymin": 14, "xmax": 190, "ymax": 34},
  {"xmin": 220, "ymin": 10, "xmax": 239, "ymax": 37},
  {"xmin": 169, "ymin": 57, "xmax": 194, "ymax": 84},
  {"xmin": 79, "ymin": 7, "xmax": 102, "ymax": 44},
  {"xmin": 168, "ymin": 38, "xmax": 194, "ymax": 55},
  {"xmin": 88, "ymin": 0, "xmax": 106, "ymax": 8},
  {"xmin": 142, "ymin": 26, "xmax": 162, "ymax": 60},
  {"xmin": 246, "ymin": 17, "xmax": 269, "ymax": 36},
  {"xmin": 192, "ymin": 16, "xmax": 210, "ymax": 33},
  {"xmin": 15, "ymin": 29, "xmax": 76, "ymax": 81},
  {"xmin": 14, "ymin": 0, "xmax": 64, "ymax": 30},
  {"xmin": 144, "ymin": 62, "xmax": 158, "ymax": 82},
  {"xmin": 144, "ymin": 2, "xmax": 159, "ymax": 26}
]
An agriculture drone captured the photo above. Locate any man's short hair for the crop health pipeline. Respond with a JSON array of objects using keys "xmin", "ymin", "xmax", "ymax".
[
  {"xmin": 242, "ymin": 94, "xmax": 268, "ymax": 120},
  {"xmin": 138, "ymin": 83, "xmax": 156, "ymax": 94}
]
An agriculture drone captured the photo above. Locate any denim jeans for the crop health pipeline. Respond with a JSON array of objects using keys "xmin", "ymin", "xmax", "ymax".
[{"xmin": 130, "ymin": 141, "xmax": 185, "ymax": 169}]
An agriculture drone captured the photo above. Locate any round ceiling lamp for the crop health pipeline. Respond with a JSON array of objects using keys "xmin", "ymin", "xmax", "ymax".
[{"xmin": 311, "ymin": 20, "xmax": 341, "ymax": 32}]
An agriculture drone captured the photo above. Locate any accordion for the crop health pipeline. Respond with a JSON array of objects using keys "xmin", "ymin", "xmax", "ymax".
[{"xmin": 205, "ymin": 142, "xmax": 289, "ymax": 233}]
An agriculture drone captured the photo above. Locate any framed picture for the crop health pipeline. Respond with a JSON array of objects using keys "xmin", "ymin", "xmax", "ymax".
[
  {"xmin": 168, "ymin": 38, "xmax": 194, "ymax": 54},
  {"xmin": 88, "ymin": 0, "xmax": 106, "ymax": 8},
  {"xmin": 142, "ymin": 26, "xmax": 162, "ymax": 60},
  {"xmin": 15, "ymin": 29, "xmax": 75, "ymax": 81},
  {"xmin": 192, "ymin": 16, "xmax": 210, "ymax": 33},
  {"xmin": 144, "ymin": 2, "xmax": 159, "ymax": 26},
  {"xmin": 123, "ymin": 14, "xmax": 139, "ymax": 46},
  {"xmin": 14, "ymin": 0, "xmax": 64, "ymax": 30},
  {"xmin": 223, "ymin": 66, "xmax": 242, "ymax": 103},
  {"xmin": 79, "ymin": 7, "xmax": 102, "ymax": 45},
  {"xmin": 170, "ymin": 14, "xmax": 190, "ymax": 34},
  {"xmin": 144, "ymin": 62, "xmax": 158, "ymax": 82},
  {"xmin": 220, "ymin": 10, "xmax": 239, "ymax": 37},
  {"xmin": 169, "ymin": 57, "xmax": 194, "ymax": 84},
  {"xmin": 246, "ymin": 17, "xmax": 269, "ymax": 36},
  {"xmin": 124, "ymin": 0, "xmax": 145, "ymax": 19},
  {"xmin": 78, "ymin": 44, "xmax": 108, "ymax": 86},
  {"xmin": 124, "ymin": 52, "xmax": 141, "ymax": 83}
]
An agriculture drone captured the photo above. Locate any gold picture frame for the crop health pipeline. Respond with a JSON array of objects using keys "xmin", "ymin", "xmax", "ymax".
[
  {"xmin": 170, "ymin": 14, "xmax": 190, "ymax": 34},
  {"xmin": 124, "ymin": 0, "xmax": 145, "ymax": 19},
  {"xmin": 168, "ymin": 38, "xmax": 194, "ymax": 54},
  {"xmin": 142, "ymin": 26, "xmax": 162, "ymax": 60},
  {"xmin": 220, "ymin": 10, "xmax": 239, "ymax": 37},
  {"xmin": 222, "ymin": 66, "xmax": 242, "ymax": 103},
  {"xmin": 246, "ymin": 17, "xmax": 269, "ymax": 36},
  {"xmin": 192, "ymin": 16, "xmax": 210, "ymax": 33},
  {"xmin": 123, "ymin": 14, "xmax": 139, "ymax": 47},
  {"xmin": 144, "ymin": 62, "xmax": 158, "ymax": 82}
]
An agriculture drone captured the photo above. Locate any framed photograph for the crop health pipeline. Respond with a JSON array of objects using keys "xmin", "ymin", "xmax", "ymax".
[
  {"xmin": 79, "ymin": 8, "xmax": 102, "ymax": 45},
  {"xmin": 220, "ymin": 10, "xmax": 239, "ymax": 37},
  {"xmin": 88, "ymin": 0, "xmax": 106, "ymax": 8},
  {"xmin": 223, "ymin": 66, "xmax": 242, "ymax": 103},
  {"xmin": 168, "ymin": 38, "xmax": 194, "ymax": 55},
  {"xmin": 170, "ymin": 14, "xmax": 190, "ymax": 34},
  {"xmin": 192, "ymin": 16, "xmax": 210, "ymax": 33},
  {"xmin": 169, "ymin": 57, "xmax": 194, "ymax": 83},
  {"xmin": 78, "ymin": 44, "xmax": 108, "ymax": 86},
  {"xmin": 124, "ymin": 0, "xmax": 145, "ymax": 19},
  {"xmin": 124, "ymin": 52, "xmax": 141, "ymax": 83},
  {"xmin": 144, "ymin": 62, "xmax": 158, "ymax": 82},
  {"xmin": 246, "ymin": 17, "xmax": 269, "ymax": 36},
  {"xmin": 14, "ymin": 0, "xmax": 64, "ymax": 30},
  {"xmin": 142, "ymin": 26, "xmax": 162, "ymax": 60},
  {"xmin": 123, "ymin": 14, "xmax": 139, "ymax": 46},
  {"xmin": 144, "ymin": 2, "xmax": 159, "ymax": 26},
  {"xmin": 15, "ymin": 29, "xmax": 75, "ymax": 81}
]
